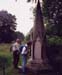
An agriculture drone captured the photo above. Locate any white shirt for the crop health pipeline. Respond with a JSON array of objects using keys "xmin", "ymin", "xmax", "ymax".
[
  {"xmin": 12, "ymin": 42, "xmax": 20, "ymax": 52},
  {"xmin": 21, "ymin": 46, "xmax": 27, "ymax": 55}
]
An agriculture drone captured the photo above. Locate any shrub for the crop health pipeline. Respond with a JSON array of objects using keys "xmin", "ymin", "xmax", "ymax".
[{"xmin": 47, "ymin": 36, "xmax": 62, "ymax": 45}]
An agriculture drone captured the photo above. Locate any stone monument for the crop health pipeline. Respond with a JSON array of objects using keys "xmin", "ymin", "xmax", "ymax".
[
  {"xmin": 28, "ymin": 0, "xmax": 48, "ymax": 65},
  {"xmin": 27, "ymin": 1, "xmax": 52, "ymax": 74},
  {"xmin": 26, "ymin": 1, "xmax": 52, "ymax": 73}
]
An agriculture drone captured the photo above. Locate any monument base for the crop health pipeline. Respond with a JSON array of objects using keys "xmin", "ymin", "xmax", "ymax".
[
  {"xmin": 27, "ymin": 57, "xmax": 48, "ymax": 64},
  {"xmin": 26, "ymin": 58, "xmax": 52, "ymax": 74}
]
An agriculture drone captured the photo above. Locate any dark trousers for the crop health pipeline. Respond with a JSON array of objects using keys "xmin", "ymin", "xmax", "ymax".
[{"xmin": 13, "ymin": 50, "xmax": 20, "ymax": 68}]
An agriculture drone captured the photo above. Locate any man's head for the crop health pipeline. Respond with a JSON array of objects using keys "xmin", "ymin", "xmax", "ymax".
[{"xmin": 16, "ymin": 38, "xmax": 21, "ymax": 44}]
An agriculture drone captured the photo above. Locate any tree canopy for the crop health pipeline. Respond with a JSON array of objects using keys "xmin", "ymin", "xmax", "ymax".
[
  {"xmin": 0, "ymin": 10, "xmax": 17, "ymax": 43},
  {"xmin": 15, "ymin": 31, "xmax": 25, "ymax": 41},
  {"xmin": 43, "ymin": 0, "xmax": 62, "ymax": 36}
]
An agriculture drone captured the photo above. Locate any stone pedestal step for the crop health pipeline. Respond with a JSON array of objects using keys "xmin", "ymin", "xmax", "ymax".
[{"xmin": 18, "ymin": 64, "xmax": 53, "ymax": 75}]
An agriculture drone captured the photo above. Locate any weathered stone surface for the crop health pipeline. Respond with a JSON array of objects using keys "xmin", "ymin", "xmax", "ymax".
[{"xmin": 29, "ymin": 0, "xmax": 48, "ymax": 64}]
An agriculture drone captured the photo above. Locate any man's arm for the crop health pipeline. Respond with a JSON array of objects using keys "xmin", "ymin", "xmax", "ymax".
[{"xmin": 21, "ymin": 47, "xmax": 26, "ymax": 54}]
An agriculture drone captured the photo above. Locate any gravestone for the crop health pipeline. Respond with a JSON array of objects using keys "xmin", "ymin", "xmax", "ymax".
[
  {"xmin": 28, "ymin": 0, "xmax": 47, "ymax": 64},
  {"xmin": 27, "ymin": 0, "xmax": 51, "ymax": 72}
]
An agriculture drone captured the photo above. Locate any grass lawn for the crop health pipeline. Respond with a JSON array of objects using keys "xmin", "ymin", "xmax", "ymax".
[
  {"xmin": 0, "ymin": 43, "xmax": 21, "ymax": 75},
  {"xmin": 0, "ymin": 44, "xmax": 58, "ymax": 75}
]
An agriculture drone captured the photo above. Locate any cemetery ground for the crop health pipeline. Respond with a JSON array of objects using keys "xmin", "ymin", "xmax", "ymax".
[
  {"xmin": 0, "ymin": 43, "xmax": 61, "ymax": 75},
  {"xmin": 0, "ymin": 43, "xmax": 21, "ymax": 75}
]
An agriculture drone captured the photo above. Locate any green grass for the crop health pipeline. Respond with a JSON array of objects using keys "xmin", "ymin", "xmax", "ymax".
[
  {"xmin": 0, "ymin": 44, "xmax": 58, "ymax": 75},
  {"xmin": 0, "ymin": 43, "xmax": 22, "ymax": 75}
]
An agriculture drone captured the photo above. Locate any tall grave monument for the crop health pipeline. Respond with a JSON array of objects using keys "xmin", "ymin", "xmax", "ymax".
[{"xmin": 28, "ymin": 0, "xmax": 48, "ymax": 67}]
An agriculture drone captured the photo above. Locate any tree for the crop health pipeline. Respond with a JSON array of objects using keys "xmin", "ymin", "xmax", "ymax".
[
  {"xmin": 0, "ymin": 10, "xmax": 17, "ymax": 43},
  {"xmin": 14, "ymin": 31, "xmax": 25, "ymax": 41},
  {"xmin": 25, "ymin": 34, "xmax": 30, "ymax": 42},
  {"xmin": 43, "ymin": 0, "xmax": 62, "ymax": 36}
]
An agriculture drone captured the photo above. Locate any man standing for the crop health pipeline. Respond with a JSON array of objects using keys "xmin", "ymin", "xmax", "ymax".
[
  {"xmin": 20, "ymin": 44, "xmax": 28, "ymax": 73},
  {"xmin": 11, "ymin": 39, "xmax": 21, "ymax": 68}
]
